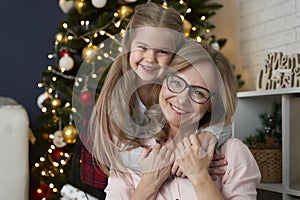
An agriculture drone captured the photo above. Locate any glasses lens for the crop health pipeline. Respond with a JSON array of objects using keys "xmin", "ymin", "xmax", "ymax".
[
  {"xmin": 167, "ymin": 75, "xmax": 186, "ymax": 93},
  {"xmin": 190, "ymin": 87, "xmax": 210, "ymax": 103}
]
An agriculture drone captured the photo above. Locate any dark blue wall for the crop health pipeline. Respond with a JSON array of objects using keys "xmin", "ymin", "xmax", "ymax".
[{"xmin": 0, "ymin": 1, "xmax": 65, "ymax": 127}]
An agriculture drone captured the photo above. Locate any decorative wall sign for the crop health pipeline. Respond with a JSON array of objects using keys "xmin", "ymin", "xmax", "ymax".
[{"xmin": 257, "ymin": 52, "xmax": 300, "ymax": 90}]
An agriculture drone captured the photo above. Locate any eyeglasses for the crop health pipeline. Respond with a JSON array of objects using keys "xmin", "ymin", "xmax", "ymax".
[{"xmin": 166, "ymin": 73, "xmax": 214, "ymax": 104}]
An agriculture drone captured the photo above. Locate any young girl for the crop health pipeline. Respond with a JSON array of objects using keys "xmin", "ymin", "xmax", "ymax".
[
  {"xmin": 81, "ymin": 2, "xmax": 229, "ymax": 196},
  {"xmin": 104, "ymin": 38, "xmax": 261, "ymax": 200}
]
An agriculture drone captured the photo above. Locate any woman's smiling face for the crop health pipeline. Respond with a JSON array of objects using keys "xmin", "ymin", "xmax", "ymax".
[{"xmin": 159, "ymin": 61, "xmax": 216, "ymax": 130}]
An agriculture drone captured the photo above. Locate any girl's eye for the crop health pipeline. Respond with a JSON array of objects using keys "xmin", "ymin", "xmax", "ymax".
[{"xmin": 158, "ymin": 49, "xmax": 170, "ymax": 54}]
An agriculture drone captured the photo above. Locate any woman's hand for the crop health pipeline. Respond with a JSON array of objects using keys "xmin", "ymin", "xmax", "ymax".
[
  {"xmin": 139, "ymin": 143, "xmax": 174, "ymax": 187},
  {"xmin": 175, "ymin": 134, "xmax": 216, "ymax": 185}
]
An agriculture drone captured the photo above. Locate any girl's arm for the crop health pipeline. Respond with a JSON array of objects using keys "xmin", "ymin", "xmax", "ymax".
[{"xmin": 131, "ymin": 143, "xmax": 174, "ymax": 200}]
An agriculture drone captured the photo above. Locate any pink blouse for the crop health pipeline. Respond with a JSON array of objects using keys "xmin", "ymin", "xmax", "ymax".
[{"xmin": 105, "ymin": 138, "xmax": 261, "ymax": 200}]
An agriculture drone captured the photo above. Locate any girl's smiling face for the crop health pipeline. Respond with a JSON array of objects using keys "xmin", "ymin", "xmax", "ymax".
[
  {"xmin": 159, "ymin": 61, "xmax": 216, "ymax": 130},
  {"xmin": 129, "ymin": 27, "xmax": 177, "ymax": 82}
]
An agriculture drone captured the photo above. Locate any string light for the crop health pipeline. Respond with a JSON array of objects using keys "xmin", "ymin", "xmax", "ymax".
[
  {"xmin": 186, "ymin": 8, "xmax": 192, "ymax": 13},
  {"xmin": 35, "ymin": 163, "xmax": 40, "ymax": 167},
  {"xmin": 47, "ymin": 66, "xmax": 53, "ymax": 71},
  {"xmin": 40, "ymin": 157, "xmax": 45, "ymax": 162},
  {"xmin": 179, "ymin": 0, "xmax": 184, "ymax": 4},
  {"xmin": 201, "ymin": 16, "xmax": 206, "ymax": 21},
  {"xmin": 37, "ymin": 83, "xmax": 43, "ymax": 88},
  {"xmin": 49, "ymin": 134, "xmax": 54, "ymax": 139}
]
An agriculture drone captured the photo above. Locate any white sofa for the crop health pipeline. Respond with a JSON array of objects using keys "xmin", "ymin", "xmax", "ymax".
[{"xmin": 0, "ymin": 97, "xmax": 29, "ymax": 200}]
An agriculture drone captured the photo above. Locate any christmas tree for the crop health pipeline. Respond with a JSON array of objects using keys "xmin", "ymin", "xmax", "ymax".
[{"xmin": 31, "ymin": 0, "xmax": 227, "ymax": 199}]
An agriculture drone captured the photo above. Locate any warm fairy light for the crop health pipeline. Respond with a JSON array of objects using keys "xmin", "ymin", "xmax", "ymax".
[
  {"xmin": 80, "ymin": 20, "xmax": 85, "ymax": 26},
  {"xmin": 60, "ymin": 169, "xmax": 64, "ymax": 173},
  {"xmin": 94, "ymin": 33, "xmax": 98, "ymax": 38},
  {"xmin": 48, "ymin": 87, "xmax": 53, "ymax": 93},
  {"xmin": 92, "ymin": 74, "xmax": 97, "ymax": 78},
  {"xmin": 115, "ymin": 20, "xmax": 121, "ymax": 28},
  {"xmin": 206, "ymin": 29, "xmax": 210, "ymax": 33},
  {"xmin": 201, "ymin": 16, "xmax": 206, "ymax": 21},
  {"xmin": 41, "ymin": 171, "xmax": 46, "ymax": 176},
  {"xmin": 61, "ymin": 160, "xmax": 66, "ymax": 165},
  {"xmin": 60, "ymin": 67, "xmax": 66, "ymax": 73},
  {"xmin": 99, "ymin": 43, "xmax": 105, "ymax": 48},
  {"xmin": 53, "ymin": 188, "xmax": 58, "ymax": 193},
  {"xmin": 48, "ymin": 149, "xmax": 53, "ymax": 153},
  {"xmin": 118, "ymin": 47, "xmax": 123, "ymax": 52},
  {"xmin": 42, "ymin": 107, "xmax": 47, "ymax": 112},
  {"xmin": 97, "ymin": 55, "xmax": 102, "ymax": 60},
  {"xmin": 51, "ymin": 145, "xmax": 55, "ymax": 149},
  {"xmin": 63, "ymin": 23, "xmax": 68, "ymax": 29},
  {"xmin": 85, "ymin": 20, "xmax": 90, "ymax": 26},
  {"xmin": 120, "ymin": 29, "xmax": 125, "ymax": 34},
  {"xmin": 180, "ymin": 15, "xmax": 184, "ymax": 21},
  {"xmin": 197, "ymin": 36, "xmax": 202, "ymax": 42},
  {"xmin": 77, "ymin": 77, "xmax": 82, "ymax": 82},
  {"xmin": 84, "ymin": 38, "xmax": 90, "ymax": 43},
  {"xmin": 49, "ymin": 183, "xmax": 54, "ymax": 188},
  {"xmin": 53, "ymin": 162, "xmax": 59, "ymax": 167},
  {"xmin": 109, "ymin": 50, "xmax": 112, "ymax": 54},
  {"xmin": 37, "ymin": 83, "xmax": 43, "ymax": 88},
  {"xmin": 47, "ymin": 66, "xmax": 52, "ymax": 70},
  {"xmin": 99, "ymin": 30, "xmax": 105, "ymax": 35},
  {"xmin": 56, "ymin": 33, "xmax": 63, "ymax": 41},
  {"xmin": 186, "ymin": 8, "xmax": 192, "ymax": 13},
  {"xmin": 71, "ymin": 107, "xmax": 77, "ymax": 112},
  {"xmin": 49, "ymin": 134, "xmax": 54, "ymax": 139},
  {"xmin": 37, "ymin": 189, "xmax": 42, "ymax": 194},
  {"xmin": 179, "ymin": 0, "xmax": 184, "ymax": 4},
  {"xmin": 51, "ymin": 109, "xmax": 56, "ymax": 114},
  {"xmin": 104, "ymin": 53, "xmax": 109, "ymax": 58},
  {"xmin": 35, "ymin": 163, "xmax": 39, "ymax": 167},
  {"xmin": 192, "ymin": 27, "xmax": 197, "ymax": 31},
  {"xmin": 64, "ymin": 153, "xmax": 70, "ymax": 158},
  {"xmin": 75, "ymin": 82, "xmax": 79, "ymax": 87},
  {"xmin": 42, "ymin": 198, "xmax": 46, "ymax": 200},
  {"xmin": 52, "ymin": 77, "xmax": 57, "ymax": 81},
  {"xmin": 114, "ymin": 12, "xmax": 118, "ymax": 17},
  {"xmin": 162, "ymin": 2, "xmax": 168, "ymax": 8},
  {"xmin": 65, "ymin": 102, "xmax": 71, "ymax": 107},
  {"xmin": 48, "ymin": 54, "xmax": 55, "ymax": 59},
  {"xmin": 67, "ymin": 35, "xmax": 73, "ymax": 40},
  {"xmin": 40, "ymin": 157, "xmax": 45, "ymax": 162}
]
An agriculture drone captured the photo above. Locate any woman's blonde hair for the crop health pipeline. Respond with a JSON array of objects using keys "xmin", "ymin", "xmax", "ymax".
[
  {"xmin": 89, "ymin": 2, "xmax": 184, "ymax": 175},
  {"xmin": 150, "ymin": 38, "xmax": 238, "ymax": 142}
]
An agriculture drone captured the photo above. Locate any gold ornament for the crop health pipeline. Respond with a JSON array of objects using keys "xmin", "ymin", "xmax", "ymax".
[
  {"xmin": 117, "ymin": 5, "xmax": 133, "ymax": 19},
  {"xmin": 62, "ymin": 124, "xmax": 78, "ymax": 144},
  {"xmin": 74, "ymin": 0, "xmax": 88, "ymax": 14},
  {"xmin": 51, "ymin": 98, "xmax": 62, "ymax": 108},
  {"xmin": 82, "ymin": 43, "xmax": 98, "ymax": 63},
  {"xmin": 183, "ymin": 19, "xmax": 192, "ymax": 37}
]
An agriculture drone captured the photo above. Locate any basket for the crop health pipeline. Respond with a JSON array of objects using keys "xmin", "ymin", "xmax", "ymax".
[{"xmin": 250, "ymin": 149, "xmax": 282, "ymax": 183}]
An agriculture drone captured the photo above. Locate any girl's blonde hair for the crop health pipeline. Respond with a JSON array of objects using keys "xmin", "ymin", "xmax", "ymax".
[{"xmin": 89, "ymin": 2, "xmax": 184, "ymax": 175}]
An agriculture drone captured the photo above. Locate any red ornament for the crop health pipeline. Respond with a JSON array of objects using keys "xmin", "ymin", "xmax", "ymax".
[
  {"xmin": 31, "ymin": 184, "xmax": 49, "ymax": 200},
  {"xmin": 60, "ymin": 49, "xmax": 72, "ymax": 57},
  {"xmin": 80, "ymin": 90, "xmax": 93, "ymax": 105},
  {"xmin": 51, "ymin": 148, "xmax": 66, "ymax": 162}
]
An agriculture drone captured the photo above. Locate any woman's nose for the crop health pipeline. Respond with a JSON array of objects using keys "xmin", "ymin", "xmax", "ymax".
[
  {"xmin": 176, "ymin": 88, "xmax": 190, "ymax": 104},
  {"xmin": 145, "ymin": 49, "xmax": 156, "ymax": 63}
]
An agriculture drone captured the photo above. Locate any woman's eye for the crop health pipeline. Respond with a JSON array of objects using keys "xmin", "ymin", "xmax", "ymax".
[{"xmin": 137, "ymin": 45, "xmax": 147, "ymax": 51}]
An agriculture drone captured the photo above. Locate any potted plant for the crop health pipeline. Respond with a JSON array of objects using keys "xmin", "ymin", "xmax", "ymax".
[{"xmin": 243, "ymin": 101, "xmax": 282, "ymax": 183}]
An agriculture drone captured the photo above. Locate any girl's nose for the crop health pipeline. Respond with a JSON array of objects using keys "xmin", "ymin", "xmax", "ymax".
[{"xmin": 145, "ymin": 49, "xmax": 156, "ymax": 63}]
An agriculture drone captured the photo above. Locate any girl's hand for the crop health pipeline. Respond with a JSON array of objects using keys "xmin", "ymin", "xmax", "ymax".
[
  {"xmin": 139, "ymin": 143, "xmax": 174, "ymax": 186},
  {"xmin": 209, "ymin": 154, "xmax": 227, "ymax": 180},
  {"xmin": 175, "ymin": 134, "xmax": 216, "ymax": 185}
]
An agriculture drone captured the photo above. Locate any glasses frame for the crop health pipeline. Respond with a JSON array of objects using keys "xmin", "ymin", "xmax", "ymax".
[{"xmin": 166, "ymin": 73, "xmax": 214, "ymax": 104}]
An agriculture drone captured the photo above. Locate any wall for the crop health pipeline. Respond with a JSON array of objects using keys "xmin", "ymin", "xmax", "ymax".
[
  {"xmin": 240, "ymin": 0, "xmax": 300, "ymax": 91},
  {"xmin": 0, "ymin": 1, "xmax": 65, "ymax": 127},
  {"xmin": 212, "ymin": 0, "xmax": 300, "ymax": 91}
]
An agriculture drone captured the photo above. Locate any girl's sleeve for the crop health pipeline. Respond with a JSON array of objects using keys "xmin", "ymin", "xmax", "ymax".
[
  {"xmin": 104, "ymin": 174, "xmax": 135, "ymax": 200},
  {"xmin": 221, "ymin": 138, "xmax": 261, "ymax": 199},
  {"xmin": 202, "ymin": 124, "xmax": 232, "ymax": 147}
]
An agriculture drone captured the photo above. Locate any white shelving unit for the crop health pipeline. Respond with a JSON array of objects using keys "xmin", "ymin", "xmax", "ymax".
[{"xmin": 233, "ymin": 88, "xmax": 300, "ymax": 200}]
